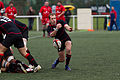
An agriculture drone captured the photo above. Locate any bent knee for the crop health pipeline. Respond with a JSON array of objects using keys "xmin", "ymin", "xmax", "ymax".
[{"xmin": 59, "ymin": 58, "xmax": 65, "ymax": 62}]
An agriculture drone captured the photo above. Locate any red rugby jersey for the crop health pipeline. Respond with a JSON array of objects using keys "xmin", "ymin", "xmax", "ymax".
[
  {"xmin": 40, "ymin": 6, "xmax": 52, "ymax": 18},
  {"xmin": 5, "ymin": 6, "xmax": 17, "ymax": 19}
]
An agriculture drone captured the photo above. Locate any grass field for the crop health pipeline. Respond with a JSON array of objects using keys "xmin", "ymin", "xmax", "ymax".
[{"xmin": 0, "ymin": 31, "xmax": 120, "ymax": 80}]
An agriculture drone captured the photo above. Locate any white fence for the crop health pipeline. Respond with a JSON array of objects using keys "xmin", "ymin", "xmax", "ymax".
[{"xmin": 16, "ymin": 15, "xmax": 110, "ymax": 31}]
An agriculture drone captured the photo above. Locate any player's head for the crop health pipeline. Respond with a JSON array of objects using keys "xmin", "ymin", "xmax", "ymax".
[
  {"xmin": 29, "ymin": 6, "xmax": 32, "ymax": 10},
  {"xmin": 57, "ymin": 1, "xmax": 62, "ymax": 6},
  {"xmin": 112, "ymin": 6, "xmax": 114, "ymax": 10},
  {"xmin": 9, "ymin": 1, "xmax": 14, "ymax": 7},
  {"xmin": 44, "ymin": 1, "xmax": 49, "ymax": 7},
  {"xmin": 49, "ymin": 13, "xmax": 56, "ymax": 24}
]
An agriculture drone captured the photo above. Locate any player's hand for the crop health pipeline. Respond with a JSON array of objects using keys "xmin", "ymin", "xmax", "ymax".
[
  {"xmin": 68, "ymin": 27, "xmax": 73, "ymax": 32},
  {"xmin": 114, "ymin": 19, "xmax": 116, "ymax": 21},
  {"xmin": 57, "ymin": 15, "xmax": 61, "ymax": 18},
  {"xmin": 56, "ymin": 23, "xmax": 62, "ymax": 29}
]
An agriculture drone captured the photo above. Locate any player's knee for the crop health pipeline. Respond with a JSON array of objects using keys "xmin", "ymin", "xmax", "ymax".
[
  {"xmin": 66, "ymin": 47, "xmax": 71, "ymax": 53},
  {"xmin": 59, "ymin": 57, "xmax": 65, "ymax": 62}
]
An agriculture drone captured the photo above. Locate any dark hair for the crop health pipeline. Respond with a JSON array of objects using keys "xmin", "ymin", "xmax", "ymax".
[
  {"xmin": 49, "ymin": 13, "xmax": 56, "ymax": 19},
  {"xmin": 9, "ymin": 1, "xmax": 14, "ymax": 5},
  {"xmin": 57, "ymin": 0, "xmax": 62, "ymax": 3}
]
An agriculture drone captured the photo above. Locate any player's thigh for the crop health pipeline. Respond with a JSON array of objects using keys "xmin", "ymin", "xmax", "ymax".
[
  {"xmin": 0, "ymin": 43, "xmax": 8, "ymax": 52},
  {"xmin": 65, "ymin": 41, "xmax": 72, "ymax": 51}
]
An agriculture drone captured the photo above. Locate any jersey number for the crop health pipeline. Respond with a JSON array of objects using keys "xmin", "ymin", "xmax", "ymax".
[{"xmin": 0, "ymin": 17, "xmax": 11, "ymax": 22}]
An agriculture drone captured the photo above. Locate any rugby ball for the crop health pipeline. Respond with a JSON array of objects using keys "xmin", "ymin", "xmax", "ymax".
[{"xmin": 53, "ymin": 39, "xmax": 61, "ymax": 49}]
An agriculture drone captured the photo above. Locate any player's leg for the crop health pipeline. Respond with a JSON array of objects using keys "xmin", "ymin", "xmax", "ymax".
[
  {"xmin": 42, "ymin": 25, "xmax": 46, "ymax": 37},
  {"xmin": 65, "ymin": 41, "xmax": 72, "ymax": 71},
  {"xmin": 110, "ymin": 21, "xmax": 114, "ymax": 31},
  {"xmin": 14, "ymin": 35, "xmax": 41, "ymax": 72},
  {"xmin": 114, "ymin": 21, "xmax": 119, "ymax": 31},
  {"xmin": 52, "ymin": 50, "xmax": 65, "ymax": 69}
]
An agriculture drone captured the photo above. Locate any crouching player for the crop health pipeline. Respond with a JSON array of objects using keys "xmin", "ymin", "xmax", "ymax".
[
  {"xmin": 47, "ymin": 13, "xmax": 72, "ymax": 71},
  {"xmin": 11, "ymin": 19, "xmax": 39, "ymax": 69},
  {"xmin": 0, "ymin": 16, "xmax": 41, "ymax": 72}
]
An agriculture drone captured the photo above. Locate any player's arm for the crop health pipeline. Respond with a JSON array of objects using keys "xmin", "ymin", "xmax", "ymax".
[
  {"xmin": 64, "ymin": 24, "xmax": 72, "ymax": 32},
  {"xmin": 39, "ymin": 8, "xmax": 43, "ymax": 20},
  {"xmin": 14, "ymin": 8, "xmax": 17, "ymax": 18},
  {"xmin": 1, "ymin": 2, "xmax": 5, "ymax": 14},
  {"xmin": 58, "ymin": 6, "xmax": 65, "ymax": 18},
  {"xmin": 50, "ymin": 24, "xmax": 62, "ymax": 37},
  {"xmin": 58, "ymin": 11, "xmax": 65, "ymax": 18},
  {"xmin": 5, "ymin": 9, "xmax": 8, "ymax": 17}
]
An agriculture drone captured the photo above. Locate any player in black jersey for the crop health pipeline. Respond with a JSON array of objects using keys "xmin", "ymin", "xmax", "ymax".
[
  {"xmin": 3, "ymin": 19, "xmax": 41, "ymax": 69},
  {"xmin": 0, "ymin": 16, "xmax": 41, "ymax": 72},
  {"xmin": 47, "ymin": 13, "xmax": 72, "ymax": 71}
]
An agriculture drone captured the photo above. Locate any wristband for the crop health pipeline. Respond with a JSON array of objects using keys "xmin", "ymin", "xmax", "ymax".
[{"xmin": 54, "ymin": 28, "xmax": 58, "ymax": 31}]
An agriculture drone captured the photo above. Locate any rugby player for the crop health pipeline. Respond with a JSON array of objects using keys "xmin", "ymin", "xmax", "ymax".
[
  {"xmin": 39, "ymin": 1, "xmax": 52, "ymax": 37},
  {"xmin": 47, "ymin": 13, "xmax": 72, "ymax": 71},
  {"xmin": 0, "ymin": 16, "xmax": 41, "ymax": 72},
  {"xmin": 5, "ymin": 1, "xmax": 17, "ymax": 19},
  {"xmin": 56, "ymin": 1, "xmax": 65, "ymax": 21}
]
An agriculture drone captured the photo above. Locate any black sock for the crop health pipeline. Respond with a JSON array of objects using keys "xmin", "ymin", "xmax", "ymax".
[
  {"xmin": 0, "ymin": 54, "xmax": 4, "ymax": 68},
  {"xmin": 25, "ymin": 53, "xmax": 38, "ymax": 67},
  {"xmin": 26, "ymin": 49, "xmax": 30, "ymax": 54},
  {"xmin": 66, "ymin": 54, "xmax": 71, "ymax": 66},
  {"xmin": 43, "ymin": 29, "xmax": 45, "ymax": 35}
]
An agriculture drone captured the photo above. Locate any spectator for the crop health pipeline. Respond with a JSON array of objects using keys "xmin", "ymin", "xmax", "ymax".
[
  {"xmin": 5, "ymin": 1, "xmax": 17, "ymax": 19},
  {"xmin": 27, "ymin": 6, "xmax": 35, "ymax": 30},
  {"xmin": 65, "ymin": 8, "xmax": 71, "ymax": 25},
  {"xmin": 56, "ymin": 1, "xmax": 65, "ymax": 21},
  {"xmin": 104, "ymin": 17, "xmax": 107, "ymax": 30},
  {"xmin": 110, "ymin": 6, "xmax": 118, "ymax": 31},
  {"xmin": 52, "ymin": 4, "xmax": 56, "ymax": 14}
]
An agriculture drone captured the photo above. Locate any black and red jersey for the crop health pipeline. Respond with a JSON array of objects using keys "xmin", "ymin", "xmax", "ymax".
[
  {"xmin": 0, "ymin": 16, "xmax": 21, "ymax": 35},
  {"xmin": 47, "ymin": 20, "xmax": 71, "ymax": 41}
]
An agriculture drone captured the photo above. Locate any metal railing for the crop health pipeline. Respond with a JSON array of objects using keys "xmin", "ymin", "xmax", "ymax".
[{"xmin": 16, "ymin": 15, "xmax": 110, "ymax": 31}]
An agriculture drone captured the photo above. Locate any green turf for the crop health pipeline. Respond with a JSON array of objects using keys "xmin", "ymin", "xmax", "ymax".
[{"xmin": 1, "ymin": 31, "xmax": 120, "ymax": 80}]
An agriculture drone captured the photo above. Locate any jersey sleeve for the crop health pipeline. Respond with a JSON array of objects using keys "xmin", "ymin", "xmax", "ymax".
[
  {"xmin": 47, "ymin": 26, "xmax": 53, "ymax": 34},
  {"xmin": 1, "ymin": 2, "xmax": 4, "ymax": 8},
  {"xmin": 61, "ymin": 6, "xmax": 65, "ymax": 12},
  {"xmin": 5, "ymin": 7, "xmax": 8, "ymax": 13},
  {"xmin": 50, "ymin": 7, "xmax": 52, "ymax": 13},
  {"xmin": 40, "ymin": 7, "xmax": 43, "ymax": 13},
  {"xmin": 14, "ymin": 8, "xmax": 17, "ymax": 14},
  {"xmin": 57, "ymin": 20, "xmax": 67, "ymax": 27}
]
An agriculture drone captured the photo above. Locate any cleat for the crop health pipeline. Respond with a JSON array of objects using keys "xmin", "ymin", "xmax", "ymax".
[
  {"xmin": 26, "ymin": 68, "xmax": 34, "ymax": 73},
  {"xmin": 34, "ymin": 65, "xmax": 41, "ymax": 72},
  {"xmin": 65, "ymin": 65, "xmax": 71, "ymax": 71},
  {"xmin": 51, "ymin": 59, "xmax": 59, "ymax": 69},
  {"xmin": 51, "ymin": 64, "xmax": 56, "ymax": 69},
  {"xmin": 28, "ymin": 64, "xmax": 34, "ymax": 69},
  {"xmin": 17, "ymin": 63, "xmax": 27, "ymax": 73}
]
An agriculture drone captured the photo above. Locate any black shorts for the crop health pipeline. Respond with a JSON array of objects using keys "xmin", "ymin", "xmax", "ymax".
[
  {"xmin": 22, "ymin": 29, "xmax": 29, "ymax": 40},
  {"xmin": 1, "ymin": 34, "xmax": 24, "ymax": 48},
  {"xmin": 58, "ymin": 38, "xmax": 71, "ymax": 52},
  {"xmin": 4, "ymin": 48, "xmax": 13, "ymax": 59}
]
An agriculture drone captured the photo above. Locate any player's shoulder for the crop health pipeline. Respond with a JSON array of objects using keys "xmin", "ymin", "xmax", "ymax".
[
  {"xmin": 6, "ymin": 6, "xmax": 10, "ymax": 9},
  {"xmin": 57, "ymin": 20, "xmax": 65, "ymax": 23}
]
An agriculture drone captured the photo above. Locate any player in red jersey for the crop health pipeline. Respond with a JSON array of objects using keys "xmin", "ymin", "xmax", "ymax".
[
  {"xmin": 5, "ymin": 1, "xmax": 17, "ymax": 19},
  {"xmin": 56, "ymin": 1, "xmax": 65, "ymax": 21},
  {"xmin": 39, "ymin": 1, "xmax": 52, "ymax": 37},
  {"xmin": 0, "ymin": 1, "xmax": 5, "ymax": 16}
]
